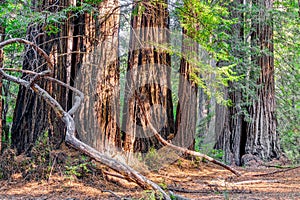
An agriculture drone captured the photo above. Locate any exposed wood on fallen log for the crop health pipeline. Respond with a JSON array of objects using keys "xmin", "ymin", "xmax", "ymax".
[{"xmin": 103, "ymin": 170, "xmax": 127, "ymax": 180}]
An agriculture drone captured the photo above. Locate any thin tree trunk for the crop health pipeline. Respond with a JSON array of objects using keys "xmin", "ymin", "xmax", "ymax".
[
  {"xmin": 0, "ymin": 26, "xmax": 4, "ymax": 153},
  {"xmin": 122, "ymin": 0, "xmax": 174, "ymax": 153}
]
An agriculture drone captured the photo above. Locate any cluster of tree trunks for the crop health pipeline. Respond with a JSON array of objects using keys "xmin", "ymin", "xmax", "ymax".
[
  {"xmin": 1, "ymin": 0, "xmax": 286, "ymax": 197},
  {"xmin": 2, "ymin": 0, "xmax": 281, "ymax": 174},
  {"xmin": 215, "ymin": 0, "xmax": 280, "ymax": 165},
  {"xmin": 11, "ymin": 0, "xmax": 121, "ymax": 154}
]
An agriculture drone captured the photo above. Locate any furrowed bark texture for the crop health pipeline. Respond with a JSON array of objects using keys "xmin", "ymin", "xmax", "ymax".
[
  {"xmin": 247, "ymin": 0, "xmax": 280, "ymax": 160},
  {"xmin": 74, "ymin": 0, "xmax": 121, "ymax": 153},
  {"xmin": 11, "ymin": 0, "xmax": 121, "ymax": 154},
  {"xmin": 214, "ymin": 0, "xmax": 247, "ymax": 166},
  {"xmin": 174, "ymin": 29, "xmax": 198, "ymax": 150},
  {"xmin": 11, "ymin": 0, "xmax": 67, "ymax": 153},
  {"xmin": 0, "ymin": 26, "xmax": 3, "ymax": 153},
  {"xmin": 122, "ymin": 0, "xmax": 175, "ymax": 153}
]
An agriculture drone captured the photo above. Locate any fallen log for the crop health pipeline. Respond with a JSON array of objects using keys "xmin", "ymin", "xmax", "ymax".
[
  {"xmin": 0, "ymin": 38, "xmax": 171, "ymax": 199},
  {"xmin": 0, "ymin": 69, "xmax": 171, "ymax": 200},
  {"xmin": 135, "ymin": 94, "xmax": 241, "ymax": 177}
]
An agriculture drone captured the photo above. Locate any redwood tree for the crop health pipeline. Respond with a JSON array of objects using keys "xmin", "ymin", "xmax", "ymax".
[
  {"xmin": 11, "ymin": 0, "xmax": 121, "ymax": 154},
  {"xmin": 246, "ymin": 0, "xmax": 280, "ymax": 160},
  {"xmin": 174, "ymin": 29, "xmax": 198, "ymax": 150},
  {"xmin": 122, "ymin": 0, "xmax": 174, "ymax": 153},
  {"xmin": 11, "ymin": 0, "xmax": 67, "ymax": 153},
  {"xmin": 215, "ymin": 0, "xmax": 246, "ymax": 165},
  {"xmin": 215, "ymin": 0, "xmax": 281, "ymax": 165},
  {"xmin": 74, "ymin": 0, "xmax": 121, "ymax": 152}
]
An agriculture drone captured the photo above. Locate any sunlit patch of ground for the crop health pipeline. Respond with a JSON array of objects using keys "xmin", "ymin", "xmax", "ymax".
[{"xmin": 0, "ymin": 157, "xmax": 299, "ymax": 199}]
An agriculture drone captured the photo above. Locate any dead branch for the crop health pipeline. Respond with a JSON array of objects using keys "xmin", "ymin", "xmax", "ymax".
[
  {"xmin": 0, "ymin": 38, "xmax": 53, "ymax": 71},
  {"xmin": 233, "ymin": 179, "xmax": 280, "ymax": 185},
  {"xmin": 103, "ymin": 170, "xmax": 127, "ymax": 180},
  {"xmin": 253, "ymin": 165, "xmax": 300, "ymax": 177},
  {"xmin": 135, "ymin": 95, "xmax": 241, "ymax": 177},
  {"xmin": 0, "ymin": 68, "xmax": 171, "ymax": 200}
]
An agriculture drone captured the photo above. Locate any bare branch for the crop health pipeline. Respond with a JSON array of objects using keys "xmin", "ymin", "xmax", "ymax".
[{"xmin": 0, "ymin": 38, "xmax": 54, "ymax": 71}]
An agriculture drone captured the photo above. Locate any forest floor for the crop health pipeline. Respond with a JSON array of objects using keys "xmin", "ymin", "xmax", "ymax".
[{"xmin": 0, "ymin": 148, "xmax": 299, "ymax": 200}]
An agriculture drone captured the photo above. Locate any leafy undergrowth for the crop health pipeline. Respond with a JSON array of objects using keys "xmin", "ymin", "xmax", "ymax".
[{"xmin": 0, "ymin": 144, "xmax": 300, "ymax": 200}]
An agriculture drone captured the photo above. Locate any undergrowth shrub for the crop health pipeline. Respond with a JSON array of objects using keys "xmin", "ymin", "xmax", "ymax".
[{"xmin": 0, "ymin": 132, "xmax": 98, "ymax": 181}]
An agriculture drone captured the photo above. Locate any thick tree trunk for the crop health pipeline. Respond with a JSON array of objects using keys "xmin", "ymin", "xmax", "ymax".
[
  {"xmin": 215, "ymin": 86, "xmax": 246, "ymax": 165},
  {"xmin": 12, "ymin": 0, "xmax": 121, "ymax": 154},
  {"xmin": 122, "ymin": 0, "xmax": 174, "ymax": 153},
  {"xmin": 11, "ymin": 1, "xmax": 68, "ymax": 154},
  {"xmin": 247, "ymin": 0, "xmax": 280, "ymax": 160},
  {"xmin": 174, "ymin": 29, "xmax": 198, "ymax": 150},
  {"xmin": 74, "ymin": 0, "xmax": 121, "ymax": 153},
  {"xmin": 214, "ymin": 0, "xmax": 248, "ymax": 165}
]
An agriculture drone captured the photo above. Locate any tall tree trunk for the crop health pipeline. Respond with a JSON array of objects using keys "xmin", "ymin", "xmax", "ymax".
[
  {"xmin": 11, "ymin": 0, "xmax": 68, "ymax": 154},
  {"xmin": 74, "ymin": 0, "xmax": 121, "ymax": 153},
  {"xmin": 122, "ymin": 0, "xmax": 174, "ymax": 153},
  {"xmin": 214, "ymin": 0, "xmax": 247, "ymax": 165},
  {"xmin": 11, "ymin": 0, "xmax": 121, "ymax": 154},
  {"xmin": 0, "ymin": 26, "xmax": 3, "ymax": 153},
  {"xmin": 174, "ymin": 29, "xmax": 198, "ymax": 150},
  {"xmin": 246, "ymin": 0, "xmax": 280, "ymax": 160}
]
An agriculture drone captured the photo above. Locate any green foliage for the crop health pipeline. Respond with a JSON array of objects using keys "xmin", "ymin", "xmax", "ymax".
[
  {"xmin": 143, "ymin": 147, "xmax": 162, "ymax": 172},
  {"xmin": 142, "ymin": 190, "xmax": 163, "ymax": 200},
  {"xmin": 195, "ymin": 142, "xmax": 224, "ymax": 162},
  {"xmin": 0, "ymin": 0, "xmax": 30, "ymax": 37},
  {"xmin": 176, "ymin": 0, "xmax": 232, "ymax": 62},
  {"xmin": 65, "ymin": 155, "xmax": 94, "ymax": 180},
  {"xmin": 169, "ymin": 0, "xmax": 241, "ymax": 104},
  {"xmin": 273, "ymin": 0, "xmax": 300, "ymax": 163}
]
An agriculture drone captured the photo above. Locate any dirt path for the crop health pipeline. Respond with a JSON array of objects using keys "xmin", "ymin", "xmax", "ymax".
[{"xmin": 0, "ymin": 159, "xmax": 299, "ymax": 199}]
